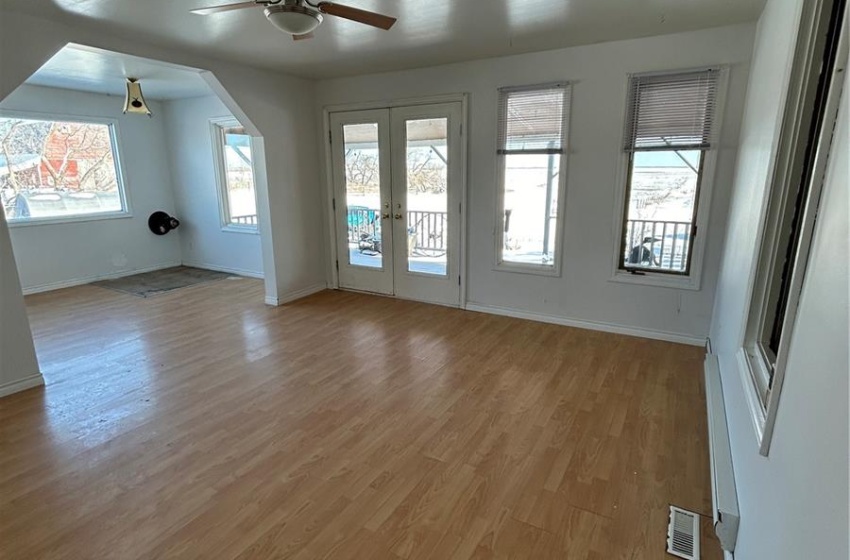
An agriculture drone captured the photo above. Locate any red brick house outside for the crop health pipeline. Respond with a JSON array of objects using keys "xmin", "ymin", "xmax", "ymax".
[{"xmin": 37, "ymin": 122, "xmax": 116, "ymax": 192}]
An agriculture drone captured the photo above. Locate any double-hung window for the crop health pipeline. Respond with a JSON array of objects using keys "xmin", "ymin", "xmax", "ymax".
[
  {"xmin": 211, "ymin": 118, "xmax": 258, "ymax": 232},
  {"xmin": 616, "ymin": 69, "xmax": 721, "ymax": 285},
  {"xmin": 496, "ymin": 83, "xmax": 571, "ymax": 273},
  {"xmin": 741, "ymin": 0, "xmax": 845, "ymax": 455},
  {"xmin": 1, "ymin": 115, "xmax": 127, "ymax": 225}
]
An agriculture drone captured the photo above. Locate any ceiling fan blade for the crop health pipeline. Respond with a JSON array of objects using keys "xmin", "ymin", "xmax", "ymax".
[
  {"xmin": 317, "ymin": 2, "xmax": 397, "ymax": 30},
  {"xmin": 293, "ymin": 32, "xmax": 315, "ymax": 41},
  {"xmin": 191, "ymin": 1, "xmax": 259, "ymax": 15}
]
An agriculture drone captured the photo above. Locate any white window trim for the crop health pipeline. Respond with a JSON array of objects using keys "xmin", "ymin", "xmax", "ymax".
[
  {"xmin": 493, "ymin": 82, "xmax": 572, "ymax": 277},
  {"xmin": 739, "ymin": 0, "xmax": 846, "ymax": 456},
  {"xmin": 608, "ymin": 67, "xmax": 729, "ymax": 291},
  {"xmin": 210, "ymin": 116, "xmax": 259, "ymax": 234},
  {"xmin": 1, "ymin": 108, "xmax": 132, "ymax": 227}
]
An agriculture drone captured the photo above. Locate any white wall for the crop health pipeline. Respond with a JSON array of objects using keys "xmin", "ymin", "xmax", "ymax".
[
  {"xmin": 1, "ymin": 84, "xmax": 182, "ymax": 292},
  {"xmin": 0, "ymin": 210, "xmax": 41, "ymax": 396},
  {"xmin": 162, "ymin": 95, "xmax": 263, "ymax": 277},
  {"xmin": 316, "ymin": 24, "xmax": 756, "ymax": 343},
  {"xmin": 0, "ymin": 8, "xmax": 326, "ymax": 305},
  {"xmin": 709, "ymin": 0, "xmax": 849, "ymax": 557}
]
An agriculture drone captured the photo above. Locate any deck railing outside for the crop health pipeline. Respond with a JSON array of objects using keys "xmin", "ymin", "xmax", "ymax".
[
  {"xmin": 347, "ymin": 207, "xmax": 379, "ymax": 243},
  {"xmin": 623, "ymin": 219, "xmax": 693, "ymax": 272},
  {"xmin": 232, "ymin": 214, "xmax": 258, "ymax": 226},
  {"xmin": 407, "ymin": 210, "xmax": 447, "ymax": 256},
  {"xmin": 346, "ymin": 208, "xmax": 448, "ymax": 256}
]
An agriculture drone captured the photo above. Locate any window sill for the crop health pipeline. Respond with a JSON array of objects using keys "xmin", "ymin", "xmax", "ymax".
[
  {"xmin": 494, "ymin": 261, "xmax": 561, "ymax": 277},
  {"xmin": 609, "ymin": 269, "xmax": 701, "ymax": 291},
  {"xmin": 221, "ymin": 225, "xmax": 260, "ymax": 235},
  {"xmin": 7, "ymin": 211, "xmax": 132, "ymax": 228}
]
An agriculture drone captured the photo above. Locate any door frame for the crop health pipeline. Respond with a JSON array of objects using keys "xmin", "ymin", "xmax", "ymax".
[{"xmin": 322, "ymin": 93, "xmax": 469, "ymax": 307}]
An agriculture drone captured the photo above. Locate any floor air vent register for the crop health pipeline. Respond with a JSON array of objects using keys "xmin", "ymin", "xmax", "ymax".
[{"xmin": 667, "ymin": 505, "xmax": 700, "ymax": 560}]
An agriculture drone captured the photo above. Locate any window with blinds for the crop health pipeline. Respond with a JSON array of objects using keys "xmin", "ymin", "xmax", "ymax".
[
  {"xmin": 498, "ymin": 85, "xmax": 569, "ymax": 154},
  {"xmin": 618, "ymin": 69, "xmax": 720, "ymax": 276},
  {"xmin": 496, "ymin": 83, "xmax": 571, "ymax": 270},
  {"xmin": 623, "ymin": 69, "xmax": 720, "ymax": 151}
]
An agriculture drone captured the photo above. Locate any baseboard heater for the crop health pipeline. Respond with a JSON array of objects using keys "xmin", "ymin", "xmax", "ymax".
[{"xmin": 704, "ymin": 353, "xmax": 740, "ymax": 554}]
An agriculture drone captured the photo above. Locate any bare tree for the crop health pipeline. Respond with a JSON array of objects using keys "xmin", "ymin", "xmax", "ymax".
[
  {"xmin": 406, "ymin": 148, "xmax": 447, "ymax": 194},
  {"xmin": 0, "ymin": 119, "xmax": 116, "ymax": 195},
  {"xmin": 632, "ymin": 176, "xmax": 689, "ymax": 220},
  {"xmin": 344, "ymin": 149, "xmax": 379, "ymax": 192},
  {"xmin": 39, "ymin": 122, "xmax": 116, "ymax": 191},
  {"xmin": 343, "ymin": 146, "xmax": 447, "ymax": 196},
  {"xmin": 0, "ymin": 119, "xmax": 50, "ymax": 192}
]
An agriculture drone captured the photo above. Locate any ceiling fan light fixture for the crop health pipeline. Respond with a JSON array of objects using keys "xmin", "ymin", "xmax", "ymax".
[
  {"xmin": 264, "ymin": 5, "xmax": 323, "ymax": 35},
  {"xmin": 123, "ymin": 78, "xmax": 152, "ymax": 117}
]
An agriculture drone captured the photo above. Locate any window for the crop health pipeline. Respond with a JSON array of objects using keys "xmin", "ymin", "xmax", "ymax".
[
  {"xmin": 211, "ymin": 118, "xmax": 258, "ymax": 231},
  {"xmin": 496, "ymin": 83, "xmax": 570, "ymax": 272},
  {"xmin": 0, "ymin": 115, "xmax": 126, "ymax": 224},
  {"xmin": 741, "ymin": 0, "xmax": 845, "ymax": 455},
  {"xmin": 616, "ymin": 69, "xmax": 721, "ymax": 282}
]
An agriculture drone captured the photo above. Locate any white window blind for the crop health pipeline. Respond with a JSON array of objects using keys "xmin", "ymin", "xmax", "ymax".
[
  {"xmin": 623, "ymin": 69, "xmax": 720, "ymax": 151},
  {"xmin": 498, "ymin": 84, "xmax": 570, "ymax": 154}
]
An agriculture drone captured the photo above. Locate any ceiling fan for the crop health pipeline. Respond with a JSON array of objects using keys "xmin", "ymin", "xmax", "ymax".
[{"xmin": 191, "ymin": 0, "xmax": 397, "ymax": 40}]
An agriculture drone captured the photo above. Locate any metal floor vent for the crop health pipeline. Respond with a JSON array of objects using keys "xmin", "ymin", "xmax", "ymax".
[{"xmin": 667, "ymin": 505, "xmax": 700, "ymax": 560}]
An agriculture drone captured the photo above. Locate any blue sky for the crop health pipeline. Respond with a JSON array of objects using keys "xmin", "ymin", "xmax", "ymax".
[{"xmin": 634, "ymin": 150, "xmax": 700, "ymax": 168}]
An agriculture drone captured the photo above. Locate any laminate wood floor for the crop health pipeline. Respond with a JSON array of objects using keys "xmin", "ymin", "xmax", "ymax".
[{"xmin": 1, "ymin": 278, "xmax": 721, "ymax": 559}]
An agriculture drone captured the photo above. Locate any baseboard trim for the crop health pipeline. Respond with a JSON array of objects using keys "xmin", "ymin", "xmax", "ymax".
[
  {"xmin": 0, "ymin": 373, "xmax": 45, "ymax": 398},
  {"xmin": 464, "ymin": 302, "xmax": 704, "ymax": 346},
  {"xmin": 266, "ymin": 283, "xmax": 327, "ymax": 307},
  {"xmin": 181, "ymin": 261, "xmax": 263, "ymax": 279},
  {"xmin": 22, "ymin": 262, "xmax": 182, "ymax": 295}
]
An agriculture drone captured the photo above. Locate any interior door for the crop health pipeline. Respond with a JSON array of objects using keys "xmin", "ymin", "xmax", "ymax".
[
  {"xmin": 390, "ymin": 103, "xmax": 462, "ymax": 306},
  {"xmin": 329, "ymin": 102, "xmax": 463, "ymax": 306},
  {"xmin": 329, "ymin": 109, "xmax": 394, "ymax": 295}
]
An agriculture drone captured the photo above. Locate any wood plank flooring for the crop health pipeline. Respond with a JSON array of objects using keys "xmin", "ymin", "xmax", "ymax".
[{"xmin": 0, "ymin": 278, "xmax": 720, "ymax": 559}]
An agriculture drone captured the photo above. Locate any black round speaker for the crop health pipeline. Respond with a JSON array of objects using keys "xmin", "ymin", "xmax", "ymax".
[{"xmin": 148, "ymin": 211, "xmax": 180, "ymax": 235}]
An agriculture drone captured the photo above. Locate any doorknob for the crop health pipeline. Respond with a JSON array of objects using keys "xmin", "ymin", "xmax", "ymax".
[
  {"xmin": 382, "ymin": 213, "xmax": 390, "ymax": 220},
  {"xmin": 394, "ymin": 213, "xmax": 404, "ymax": 220}
]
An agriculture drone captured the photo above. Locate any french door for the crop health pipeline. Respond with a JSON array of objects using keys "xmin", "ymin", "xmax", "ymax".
[{"xmin": 329, "ymin": 102, "xmax": 462, "ymax": 306}]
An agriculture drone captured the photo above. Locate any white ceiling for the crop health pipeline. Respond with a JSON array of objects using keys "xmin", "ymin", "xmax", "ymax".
[
  {"xmin": 3, "ymin": 0, "xmax": 765, "ymax": 80},
  {"xmin": 25, "ymin": 45, "xmax": 213, "ymax": 100}
]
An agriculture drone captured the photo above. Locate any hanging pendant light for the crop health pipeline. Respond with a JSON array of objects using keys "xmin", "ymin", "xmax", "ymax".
[{"xmin": 123, "ymin": 78, "xmax": 152, "ymax": 117}]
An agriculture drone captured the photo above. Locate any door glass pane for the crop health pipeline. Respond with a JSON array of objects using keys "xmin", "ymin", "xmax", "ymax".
[
  {"xmin": 343, "ymin": 123, "xmax": 383, "ymax": 269},
  {"xmin": 622, "ymin": 150, "xmax": 702, "ymax": 273},
  {"xmin": 405, "ymin": 118, "xmax": 448, "ymax": 276}
]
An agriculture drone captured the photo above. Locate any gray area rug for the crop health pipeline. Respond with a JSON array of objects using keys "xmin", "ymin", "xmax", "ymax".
[{"xmin": 92, "ymin": 266, "xmax": 235, "ymax": 298}]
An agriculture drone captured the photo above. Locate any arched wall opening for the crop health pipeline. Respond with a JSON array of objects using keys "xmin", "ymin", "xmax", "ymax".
[
  {"xmin": 2, "ymin": 43, "xmax": 274, "ymax": 291},
  {"xmin": 0, "ymin": 11, "xmax": 326, "ymax": 396},
  {"xmin": 0, "ymin": 42, "xmax": 280, "ymax": 395},
  {"xmin": 0, "ymin": 7, "xmax": 327, "ymax": 307}
]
